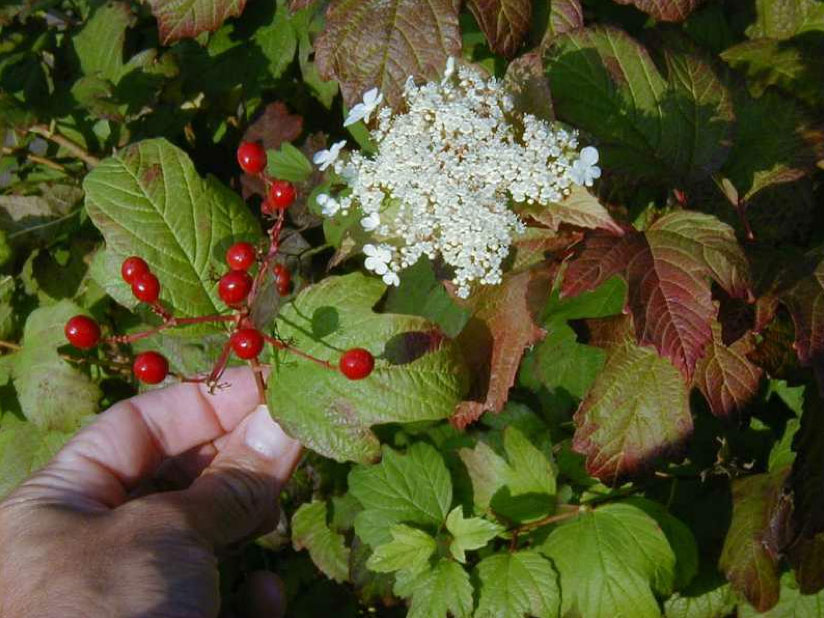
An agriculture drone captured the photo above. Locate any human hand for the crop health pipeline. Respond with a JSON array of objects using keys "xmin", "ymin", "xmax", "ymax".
[{"xmin": 0, "ymin": 368, "xmax": 302, "ymax": 618}]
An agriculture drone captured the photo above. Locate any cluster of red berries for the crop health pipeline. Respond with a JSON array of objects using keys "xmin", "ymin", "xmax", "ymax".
[{"xmin": 62, "ymin": 141, "xmax": 375, "ymax": 386}]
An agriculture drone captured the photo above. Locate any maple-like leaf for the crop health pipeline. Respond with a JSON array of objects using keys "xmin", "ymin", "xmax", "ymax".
[
  {"xmin": 613, "ymin": 0, "xmax": 704, "ymax": 21},
  {"xmin": 693, "ymin": 322, "xmax": 763, "ymax": 421},
  {"xmin": 573, "ymin": 337, "xmax": 692, "ymax": 483},
  {"xmin": 452, "ymin": 266, "xmax": 551, "ymax": 428},
  {"xmin": 147, "ymin": 0, "xmax": 247, "ymax": 45},
  {"xmin": 466, "ymin": 0, "xmax": 531, "ymax": 58},
  {"xmin": 517, "ymin": 185, "xmax": 622, "ymax": 235},
  {"xmin": 780, "ymin": 257, "xmax": 824, "ymax": 369},
  {"xmin": 314, "ymin": 0, "xmax": 461, "ymax": 109},
  {"xmin": 562, "ymin": 211, "xmax": 750, "ymax": 379}
]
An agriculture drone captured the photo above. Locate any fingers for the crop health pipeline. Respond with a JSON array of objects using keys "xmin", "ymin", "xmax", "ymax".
[
  {"xmin": 170, "ymin": 405, "xmax": 302, "ymax": 548},
  {"xmin": 12, "ymin": 368, "xmax": 263, "ymax": 509}
]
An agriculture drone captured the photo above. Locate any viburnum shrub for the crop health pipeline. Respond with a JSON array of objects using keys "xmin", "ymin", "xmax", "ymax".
[{"xmin": 2, "ymin": 1, "xmax": 824, "ymax": 616}]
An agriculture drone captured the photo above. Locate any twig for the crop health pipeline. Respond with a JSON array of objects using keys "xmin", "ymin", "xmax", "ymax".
[
  {"xmin": 0, "ymin": 340, "xmax": 21, "ymax": 352},
  {"xmin": 249, "ymin": 357, "xmax": 266, "ymax": 404},
  {"xmin": 509, "ymin": 505, "xmax": 580, "ymax": 535},
  {"xmin": 27, "ymin": 124, "xmax": 101, "ymax": 167}
]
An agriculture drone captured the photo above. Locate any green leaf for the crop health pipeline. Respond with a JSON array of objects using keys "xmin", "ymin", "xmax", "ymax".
[
  {"xmin": 745, "ymin": 0, "xmax": 824, "ymax": 39},
  {"xmin": 475, "ymin": 551, "xmax": 560, "ymax": 618},
  {"xmin": 719, "ymin": 471, "xmax": 786, "ymax": 612},
  {"xmin": 445, "ymin": 506, "xmax": 503, "ymax": 563},
  {"xmin": 518, "ymin": 185, "xmax": 621, "ymax": 234},
  {"xmin": 366, "ymin": 524, "xmax": 436, "ymax": 574},
  {"xmin": 0, "ymin": 276, "xmax": 15, "ymax": 340},
  {"xmin": 664, "ymin": 569, "xmax": 736, "ymax": 618},
  {"xmin": 84, "ymin": 138, "xmax": 261, "ymax": 324},
  {"xmin": 292, "ymin": 500, "xmax": 351, "ymax": 583},
  {"xmin": 542, "ymin": 275, "xmax": 627, "ymax": 322},
  {"xmin": 459, "ymin": 426, "xmax": 556, "ymax": 523},
  {"xmin": 545, "ymin": 27, "xmax": 733, "ymax": 185},
  {"xmin": 539, "ymin": 502, "xmax": 677, "ymax": 618},
  {"xmin": 350, "ymin": 442, "xmax": 452, "ymax": 547},
  {"xmin": 12, "ymin": 300, "xmax": 101, "ymax": 431},
  {"xmin": 314, "ymin": 0, "xmax": 461, "ymax": 108},
  {"xmin": 738, "ymin": 571, "xmax": 824, "ymax": 617},
  {"xmin": 266, "ymin": 142, "xmax": 313, "ymax": 183},
  {"xmin": 519, "ymin": 320, "xmax": 606, "ymax": 400},
  {"xmin": 383, "ymin": 257, "xmax": 471, "ymax": 338},
  {"xmin": 147, "ymin": 0, "xmax": 248, "ymax": 44},
  {"xmin": 266, "ymin": 273, "xmax": 468, "ymax": 463},
  {"xmin": 252, "ymin": 0, "xmax": 300, "ymax": 80},
  {"xmin": 73, "ymin": 2, "xmax": 133, "ymax": 83},
  {"xmin": 722, "ymin": 36, "xmax": 824, "ymax": 108},
  {"xmin": 393, "ymin": 559, "xmax": 473, "ymax": 618},
  {"xmin": 573, "ymin": 340, "xmax": 692, "ymax": 483},
  {"xmin": 0, "ymin": 185, "xmax": 84, "ymax": 247},
  {"xmin": 0, "ymin": 415, "xmax": 73, "ymax": 499}
]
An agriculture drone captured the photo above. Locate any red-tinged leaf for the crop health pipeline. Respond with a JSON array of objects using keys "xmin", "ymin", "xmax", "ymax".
[
  {"xmin": 466, "ymin": 0, "xmax": 531, "ymax": 58},
  {"xmin": 518, "ymin": 185, "xmax": 623, "ymax": 235},
  {"xmin": 452, "ymin": 267, "xmax": 552, "ymax": 428},
  {"xmin": 719, "ymin": 471, "xmax": 787, "ymax": 612},
  {"xmin": 147, "ymin": 0, "xmax": 247, "ymax": 45},
  {"xmin": 504, "ymin": 51, "xmax": 554, "ymax": 121},
  {"xmin": 241, "ymin": 102, "xmax": 304, "ymax": 199},
  {"xmin": 314, "ymin": 0, "xmax": 461, "ymax": 109},
  {"xmin": 562, "ymin": 211, "xmax": 750, "ymax": 379},
  {"xmin": 780, "ymin": 258, "xmax": 824, "ymax": 368},
  {"xmin": 510, "ymin": 228, "xmax": 581, "ymax": 273},
  {"xmin": 572, "ymin": 337, "xmax": 692, "ymax": 483},
  {"xmin": 613, "ymin": 0, "xmax": 704, "ymax": 21},
  {"xmin": 693, "ymin": 323, "xmax": 763, "ymax": 421},
  {"xmin": 543, "ymin": 0, "xmax": 582, "ymax": 42}
]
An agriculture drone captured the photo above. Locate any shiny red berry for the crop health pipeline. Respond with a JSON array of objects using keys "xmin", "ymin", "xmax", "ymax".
[
  {"xmin": 273, "ymin": 264, "xmax": 291, "ymax": 296},
  {"xmin": 339, "ymin": 348, "xmax": 374, "ymax": 380},
  {"xmin": 231, "ymin": 328, "xmax": 265, "ymax": 360},
  {"xmin": 64, "ymin": 315, "xmax": 101, "ymax": 349},
  {"xmin": 121, "ymin": 256, "xmax": 149, "ymax": 285},
  {"xmin": 132, "ymin": 351, "xmax": 169, "ymax": 384},
  {"xmin": 237, "ymin": 141, "xmax": 266, "ymax": 175},
  {"xmin": 267, "ymin": 180, "xmax": 296, "ymax": 211},
  {"xmin": 132, "ymin": 272, "xmax": 160, "ymax": 303},
  {"xmin": 218, "ymin": 270, "xmax": 253, "ymax": 306},
  {"xmin": 226, "ymin": 242, "xmax": 257, "ymax": 271}
]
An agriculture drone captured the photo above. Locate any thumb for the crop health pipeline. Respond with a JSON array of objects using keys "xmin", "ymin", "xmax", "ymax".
[{"xmin": 174, "ymin": 405, "xmax": 302, "ymax": 548}]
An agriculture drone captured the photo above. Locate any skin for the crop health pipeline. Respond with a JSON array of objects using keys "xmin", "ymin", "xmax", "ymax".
[{"xmin": 0, "ymin": 368, "xmax": 302, "ymax": 618}]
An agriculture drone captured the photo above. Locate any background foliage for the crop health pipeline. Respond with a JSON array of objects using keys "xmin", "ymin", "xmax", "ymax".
[{"xmin": 1, "ymin": 0, "xmax": 823, "ymax": 616}]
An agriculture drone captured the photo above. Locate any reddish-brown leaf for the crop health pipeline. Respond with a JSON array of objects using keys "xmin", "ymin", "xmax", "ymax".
[
  {"xmin": 562, "ymin": 211, "xmax": 750, "ymax": 379},
  {"xmin": 780, "ymin": 258, "xmax": 824, "ymax": 368},
  {"xmin": 147, "ymin": 0, "xmax": 247, "ymax": 45},
  {"xmin": 719, "ymin": 471, "xmax": 787, "ymax": 612},
  {"xmin": 612, "ymin": 0, "xmax": 704, "ymax": 21},
  {"xmin": 452, "ymin": 266, "xmax": 552, "ymax": 428},
  {"xmin": 314, "ymin": 0, "xmax": 461, "ymax": 109},
  {"xmin": 466, "ymin": 0, "xmax": 531, "ymax": 58},
  {"xmin": 573, "ymin": 335, "xmax": 692, "ymax": 483},
  {"xmin": 693, "ymin": 323, "xmax": 763, "ymax": 421}
]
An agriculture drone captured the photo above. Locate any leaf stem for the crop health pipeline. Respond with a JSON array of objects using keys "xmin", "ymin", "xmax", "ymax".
[
  {"xmin": 262, "ymin": 334, "xmax": 336, "ymax": 371},
  {"xmin": 509, "ymin": 505, "xmax": 581, "ymax": 535},
  {"xmin": 104, "ymin": 314, "xmax": 237, "ymax": 344},
  {"xmin": 0, "ymin": 340, "xmax": 21, "ymax": 352},
  {"xmin": 27, "ymin": 124, "xmax": 101, "ymax": 167}
]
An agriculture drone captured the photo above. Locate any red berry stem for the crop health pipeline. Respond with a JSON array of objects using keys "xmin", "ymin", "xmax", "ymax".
[
  {"xmin": 103, "ymin": 314, "xmax": 237, "ymax": 344},
  {"xmin": 249, "ymin": 209, "xmax": 286, "ymax": 305},
  {"xmin": 207, "ymin": 337, "xmax": 235, "ymax": 390},
  {"xmin": 262, "ymin": 333, "xmax": 335, "ymax": 370}
]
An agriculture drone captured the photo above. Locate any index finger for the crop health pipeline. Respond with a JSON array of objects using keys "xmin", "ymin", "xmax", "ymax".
[{"xmin": 13, "ymin": 367, "xmax": 263, "ymax": 509}]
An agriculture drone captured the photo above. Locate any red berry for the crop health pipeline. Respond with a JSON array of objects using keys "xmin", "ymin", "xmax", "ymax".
[
  {"xmin": 339, "ymin": 348, "xmax": 374, "ymax": 380},
  {"xmin": 231, "ymin": 328, "xmax": 264, "ymax": 359},
  {"xmin": 64, "ymin": 315, "xmax": 101, "ymax": 349},
  {"xmin": 226, "ymin": 242, "xmax": 257, "ymax": 271},
  {"xmin": 273, "ymin": 263, "xmax": 291, "ymax": 296},
  {"xmin": 267, "ymin": 180, "xmax": 296, "ymax": 211},
  {"xmin": 132, "ymin": 351, "xmax": 169, "ymax": 384},
  {"xmin": 237, "ymin": 141, "xmax": 266, "ymax": 175},
  {"xmin": 218, "ymin": 270, "xmax": 253, "ymax": 306},
  {"xmin": 132, "ymin": 272, "xmax": 160, "ymax": 303},
  {"xmin": 121, "ymin": 256, "xmax": 149, "ymax": 285}
]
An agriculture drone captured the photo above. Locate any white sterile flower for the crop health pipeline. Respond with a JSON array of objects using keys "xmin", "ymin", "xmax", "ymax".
[
  {"xmin": 363, "ymin": 243, "xmax": 391, "ymax": 275},
  {"xmin": 316, "ymin": 193, "xmax": 340, "ymax": 217},
  {"xmin": 570, "ymin": 146, "xmax": 601, "ymax": 187},
  {"xmin": 382, "ymin": 271, "xmax": 400, "ymax": 287},
  {"xmin": 324, "ymin": 63, "xmax": 600, "ymax": 297},
  {"xmin": 360, "ymin": 211, "xmax": 380, "ymax": 231},
  {"xmin": 313, "ymin": 140, "xmax": 346, "ymax": 171},
  {"xmin": 344, "ymin": 88, "xmax": 383, "ymax": 126}
]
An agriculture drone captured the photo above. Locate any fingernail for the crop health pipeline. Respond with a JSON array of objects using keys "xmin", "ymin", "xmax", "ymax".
[{"xmin": 244, "ymin": 405, "xmax": 291, "ymax": 459}]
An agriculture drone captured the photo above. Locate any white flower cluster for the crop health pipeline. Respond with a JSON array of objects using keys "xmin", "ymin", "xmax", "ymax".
[{"xmin": 313, "ymin": 60, "xmax": 601, "ymax": 298}]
